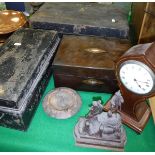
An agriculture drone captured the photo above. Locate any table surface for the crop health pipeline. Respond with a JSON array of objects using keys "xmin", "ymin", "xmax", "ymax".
[{"xmin": 0, "ymin": 76, "xmax": 155, "ymax": 152}]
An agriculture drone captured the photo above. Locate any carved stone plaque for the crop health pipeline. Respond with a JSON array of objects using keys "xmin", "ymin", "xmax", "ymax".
[{"xmin": 43, "ymin": 87, "xmax": 82, "ymax": 119}]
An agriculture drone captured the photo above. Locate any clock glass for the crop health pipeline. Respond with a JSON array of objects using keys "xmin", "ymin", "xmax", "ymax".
[{"xmin": 119, "ymin": 60, "xmax": 154, "ymax": 95}]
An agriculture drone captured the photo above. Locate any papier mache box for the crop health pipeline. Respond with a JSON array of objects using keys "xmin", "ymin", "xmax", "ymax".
[{"xmin": 0, "ymin": 28, "xmax": 60, "ymax": 131}]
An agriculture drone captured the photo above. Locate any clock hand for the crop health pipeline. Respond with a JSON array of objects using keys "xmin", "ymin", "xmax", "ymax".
[
  {"xmin": 134, "ymin": 79, "xmax": 149, "ymax": 84},
  {"xmin": 134, "ymin": 78, "xmax": 142, "ymax": 88},
  {"xmin": 134, "ymin": 78, "xmax": 149, "ymax": 84}
]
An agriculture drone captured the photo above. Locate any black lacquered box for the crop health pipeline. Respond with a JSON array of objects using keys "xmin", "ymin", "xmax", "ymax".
[{"xmin": 0, "ymin": 28, "xmax": 60, "ymax": 131}]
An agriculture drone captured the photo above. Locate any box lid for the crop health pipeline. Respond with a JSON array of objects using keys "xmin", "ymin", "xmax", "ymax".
[
  {"xmin": 53, "ymin": 35, "xmax": 131, "ymax": 78},
  {"xmin": 0, "ymin": 28, "xmax": 58, "ymax": 109},
  {"xmin": 30, "ymin": 3, "xmax": 130, "ymax": 38}
]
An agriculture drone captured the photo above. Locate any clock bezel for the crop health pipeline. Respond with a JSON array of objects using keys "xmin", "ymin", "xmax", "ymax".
[{"xmin": 118, "ymin": 60, "xmax": 155, "ymax": 95}]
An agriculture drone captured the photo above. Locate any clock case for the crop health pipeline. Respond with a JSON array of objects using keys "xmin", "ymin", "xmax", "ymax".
[
  {"xmin": 104, "ymin": 42, "xmax": 155, "ymax": 133},
  {"xmin": 0, "ymin": 28, "xmax": 60, "ymax": 131}
]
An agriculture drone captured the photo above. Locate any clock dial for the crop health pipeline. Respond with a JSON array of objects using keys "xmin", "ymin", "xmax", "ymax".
[{"xmin": 119, "ymin": 60, "xmax": 154, "ymax": 95}]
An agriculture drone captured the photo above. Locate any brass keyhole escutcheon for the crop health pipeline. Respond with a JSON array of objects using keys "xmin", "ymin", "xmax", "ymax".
[
  {"xmin": 84, "ymin": 48, "xmax": 107, "ymax": 54},
  {"xmin": 82, "ymin": 79, "xmax": 104, "ymax": 85}
]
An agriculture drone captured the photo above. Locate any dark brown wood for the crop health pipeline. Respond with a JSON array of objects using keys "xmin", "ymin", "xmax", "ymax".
[
  {"xmin": 103, "ymin": 99, "xmax": 151, "ymax": 133},
  {"xmin": 53, "ymin": 73, "xmax": 118, "ymax": 93},
  {"xmin": 131, "ymin": 2, "xmax": 155, "ymax": 44},
  {"xmin": 131, "ymin": 2, "xmax": 146, "ymax": 43},
  {"xmin": 53, "ymin": 35, "xmax": 131, "ymax": 93},
  {"xmin": 104, "ymin": 42, "xmax": 155, "ymax": 133},
  {"xmin": 138, "ymin": 3, "xmax": 155, "ymax": 43}
]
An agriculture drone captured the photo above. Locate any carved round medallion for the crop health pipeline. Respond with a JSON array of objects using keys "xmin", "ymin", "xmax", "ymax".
[{"xmin": 43, "ymin": 87, "xmax": 82, "ymax": 119}]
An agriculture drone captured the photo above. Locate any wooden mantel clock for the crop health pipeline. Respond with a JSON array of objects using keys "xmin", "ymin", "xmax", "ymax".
[{"xmin": 104, "ymin": 42, "xmax": 155, "ymax": 133}]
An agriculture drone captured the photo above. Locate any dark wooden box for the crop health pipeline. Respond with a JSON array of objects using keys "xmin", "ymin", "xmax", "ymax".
[
  {"xmin": 53, "ymin": 35, "xmax": 131, "ymax": 93},
  {"xmin": 30, "ymin": 2, "xmax": 130, "ymax": 39},
  {"xmin": 0, "ymin": 28, "xmax": 60, "ymax": 131}
]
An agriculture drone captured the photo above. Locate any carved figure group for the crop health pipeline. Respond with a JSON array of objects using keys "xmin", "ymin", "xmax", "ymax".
[{"xmin": 74, "ymin": 91, "xmax": 126, "ymax": 151}]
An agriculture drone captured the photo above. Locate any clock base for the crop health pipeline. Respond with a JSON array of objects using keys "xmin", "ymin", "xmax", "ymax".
[{"xmin": 103, "ymin": 99, "xmax": 151, "ymax": 133}]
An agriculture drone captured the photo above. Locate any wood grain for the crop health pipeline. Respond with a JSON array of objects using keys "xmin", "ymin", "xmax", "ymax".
[
  {"xmin": 131, "ymin": 2, "xmax": 155, "ymax": 44},
  {"xmin": 131, "ymin": 2, "xmax": 146, "ymax": 43},
  {"xmin": 138, "ymin": 3, "xmax": 155, "ymax": 43},
  {"xmin": 149, "ymin": 97, "xmax": 155, "ymax": 124}
]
